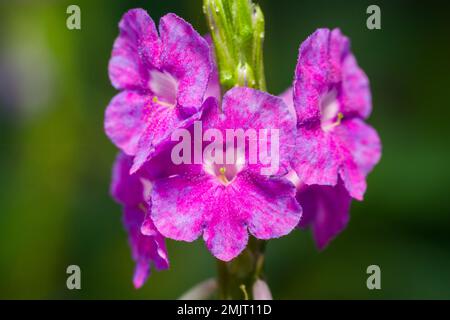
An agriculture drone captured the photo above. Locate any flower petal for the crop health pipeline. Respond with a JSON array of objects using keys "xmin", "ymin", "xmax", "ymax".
[
  {"xmin": 152, "ymin": 170, "xmax": 301, "ymax": 261},
  {"xmin": 218, "ymin": 87, "xmax": 297, "ymax": 176},
  {"xmin": 293, "ymin": 28, "xmax": 371, "ymax": 123},
  {"xmin": 203, "ymin": 173, "xmax": 301, "ymax": 261},
  {"xmin": 138, "ymin": 145, "xmax": 192, "ymax": 181},
  {"xmin": 109, "ymin": 9, "xmax": 161, "ymax": 90},
  {"xmin": 202, "ymin": 200, "xmax": 249, "ymax": 261},
  {"xmin": 292, "ymin": 28, "xmax": 379, "ymax": 199},
  {"xmin": 339, "ymin": 154, "xmax": 367, "ymax": 201},
  {"xmin": 340, "ymin": 53, "xmax": 372, "ymax": 119},
  {"xmin": 335, "ymin": 118, "xmax": 381, "ymax": 176},
  {"xmin": 159, "ymin": 13, "xmax": 212, "ymax": 114},
  {"xmin": 294, "ymin": 28, "xmax": 332, "ymax": 123},
  {"xmin": 252, "ymin": 279, "xmax": 273, "ymax": 300},
  {"xmin": 238, "ymin": 172, "xmax": 302, "ymax": 240},
  {"xmin": 151, "ymin": 173, "xmax": 209, "ymax": 242},
  {"xmin": 130, "ymin": 100, "xmax": 203, "ymax": 174},
  {"xmin": 279, "ymin": 87, "xmax": 296, "ymax": 119},
  {"xmin": 292, "ymin": 125, "xmax": 341, "ymax": 186},
  {"xmin": 152, "ymin": 172, "xmax": 251, "ymax": 261},
  {"xmin": 297, "ymin": 180, "xmax": 351, "ymax": 250},
  {"xmin": 141, "ymin": 212, "xmax": 170, "ymax": 271},
  {"xmin": 292, "ymin": 120, "xmax": 375, "ymax": 200},
  {"xmin": 123, "ymin": 205, "xmax": 169, "ymax": 289},
  {"xmin": 104, "ymin": 91, "xmax": 149, "ymax": 156},
  {"xmin": 328, "ymin": 29, "xmax": 350, "ymax": 83},
  {"xmin": 110, "ymin": 152, "xmax": 143, "ymax": 205}
]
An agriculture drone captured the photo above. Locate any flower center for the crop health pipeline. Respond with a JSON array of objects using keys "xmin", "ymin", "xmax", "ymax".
[
  {"xmin": 203, "ymin": 147, "xmax": 245, "ymax": 186},
  {"xmin": 148, "ymin": 70, "xmax": 178, "ymax": 108},
  {"xmin": 320, "ymin": 89, "xmax": 343, "ymax": 132},
  {"xmin": 217, "ymin": 166, "xmax": 236, "ymax": 185}
]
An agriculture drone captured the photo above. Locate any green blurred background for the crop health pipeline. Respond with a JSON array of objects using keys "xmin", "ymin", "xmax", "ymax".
[{"xmin": 0, "ymin": 0, "xmax": 449, "ymax": 299}]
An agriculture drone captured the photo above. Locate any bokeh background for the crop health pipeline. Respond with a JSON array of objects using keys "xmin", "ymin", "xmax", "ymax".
[{"xmin": 0, "ymin": 0, "xmax": 449, "ymax": 299}]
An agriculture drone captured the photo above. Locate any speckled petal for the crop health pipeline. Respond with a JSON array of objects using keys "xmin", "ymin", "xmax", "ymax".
[
  {"xmin": 279, "ymin": 87, "xmax": 296, "ymax": 119},
  {"xmin": 297, "ymin": 180, "xmax": 351, "ymax": 249},
  {"xmin": 203, "ymin": 173, "xmax": 301, "ymax": 261},
  {"xmin": 219, "ymin": 87, "xmax": 297, "ymax": 175},
  {"xmin": 294, "ymin": 28, "xmax": 332, "ymax": 123},
  {"xmin": 109, "ymin": 9, "xmax": 161, "ymax": 90},
  {"xmin": 141, "ymin": 212, "xmax": 170, "ymax": 271},
  {"xmin": 334, "ymin": 118, "xmax": 381, "ymax": 176},
  {"xmin": 152, "ymin": 169, "xmax": 301, "ymax": 261},
  {"xmin": 110, "ymin": 152, "xmax": 144, "ymax": 205},
  {"xmin": 292, "ymin": 122, "xmax": 374, "ymax": 200},
  {"xmin": 339, "ymin": 153, "xmax": 366, "ymax": 201},
  {"xmin": 328, "ymin": 29, "xmax": 350, "ymax": 83},
  {"xmin": 292, "ymin": 125, "xmax": 341, "ymax": 186},
  {"xmin": 138, "ymin": 144, "xmax": 192, "ymax": 181},
  {"xmin": 293, "ymin": 28, "xmax": 372, "ymax": 121},
  {"xmin": 340, "ymin": 53, "xmax": 372, "ymax": 119},
  {"xmin": 123, "ymin": 205, "xmax": 169, "ymax": 289},
  {"xmin": 159, "ymin": 13, "xmax": 212, "ymax": 115},
  {"xmin": 110, "ymin": 152, "xmax": 169, "ymax": 287},
  {"xmin": 151, "ymin": 173, "xmax": 210, "ymax": 242},
  {"xmin": 202, "ymin": 195, "xmax": 249, "ymax": 261},
  {"xmin": 292, "ymin": 28, "xmax": 379, "ymax": 199},
  {"xmin": 294, "ymin": 28, "xmax": 366, "ymax": 123},
  {"xmin": 105, "ymin": 91, "xmax": 149, "ymax": 156},
  {"xmin": 130, "ymin": 99, "xmax": 204, "ymax": 174},
  {"xmin": 238, "ymin": 172, "xmax": 302, "ymax": 240}
]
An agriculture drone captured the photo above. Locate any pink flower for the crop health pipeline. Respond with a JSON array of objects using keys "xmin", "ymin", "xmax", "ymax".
[
  {"xmin": 290, "ymin": 28, "xmax": 381, "ymax": 200},
  {"xmin": 105, "ymin": 9, "xmax": 213, "ymax": 174},
  {"xmin": 297, "ymin": 180, "xmax": 351, "ymax": 249},
  {"xmin": 110, "ymin": 153, "xmax": 169, "ymax": 288},
  {"xmin": 287, "ymin": 170, "xmax": 351, "ymax": 249},
  {"xmin": 150, "ymin": 88, "xmax": 302, "ymax": 261}
]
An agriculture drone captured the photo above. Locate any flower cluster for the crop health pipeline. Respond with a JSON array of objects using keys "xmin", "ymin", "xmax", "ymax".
[{"xmin": 105, "ymin": 8, "xmax": 381, "ymax": 287}]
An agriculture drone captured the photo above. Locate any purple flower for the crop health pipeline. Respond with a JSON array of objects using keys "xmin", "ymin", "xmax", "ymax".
[
  {"xmin": 110, "ymin": 153, "xmax": 169, "ymax": 288},
  {"xmin": 150, "ymin": 88, "xmax": 302, "ymax": 261},
  {"xmin": 290, "ymin": 28, "xmax": 381, "ymax": 200},
  {"xmin": 105, "ymin": 9, "xmax": 213, "ymax": 174},
  {"xmin": 297, "ymin": 181, "xmax": 351, "ymax": 249},
  {"xmin": 287, "ymin": 170, "xmax": 351, "ymax": 249}
]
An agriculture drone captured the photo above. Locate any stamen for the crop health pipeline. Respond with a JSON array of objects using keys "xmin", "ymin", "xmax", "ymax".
[
  {"xmin": 218, "ymin": 167, "xmax": 229, "ymax": 185},
  {"xmin": 325, "ymin": 112, "xmax": 344, "ymax": 131},
  {"xmin": 335, "ymin": 112, "xmax": 344, "ymax": 126},
  {"xmin": 152, "ymin": 96, "xmax": 175, "ymax": 108}
]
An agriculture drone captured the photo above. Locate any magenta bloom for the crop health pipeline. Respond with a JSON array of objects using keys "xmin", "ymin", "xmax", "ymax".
[
  {"xmin": 110, "ymin": 153, "xmax": 169, "ymax": 288},
  {"xmin": 291, "ymin": 28, "xmax": 381, "ymax": 200},
  {"xmin": 297, "ymin": 183, "xmax": 350, "ymax": 250},
  {"xmin": 296, "ymin": 179, "xmax": 351, "ymax": 249},
  {"xmin": 150, "ymin": 88, "xmax": 302, "ymax": 261},
  {"xmin": 285, "ymin": 170, "xmax": 351, "ymax": 249},
  {"xmin": 105, "ymin": 9, "xmax": 212, "ymax": 173}
]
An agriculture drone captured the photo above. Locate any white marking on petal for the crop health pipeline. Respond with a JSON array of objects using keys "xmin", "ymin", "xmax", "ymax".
[
  {"xmin": 148, "ymin": 70, "xmax": 178, "ymax": 107},
  {"xmin": 320, "ymin": 89, "xmax": 342, "ymax": 132}
]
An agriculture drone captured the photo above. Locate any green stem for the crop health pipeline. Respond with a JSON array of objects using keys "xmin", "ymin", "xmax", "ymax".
[
  {"xmin": 216, "ymin": 237, "xmax": 266, "ymax": 299},
  {"xmin": 204, "ymin": 0, "xmax": 269, "ymax": 300},
  {"xmin": 203, "ymin": 0, "xmax": 266, "ymax": 92}
]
